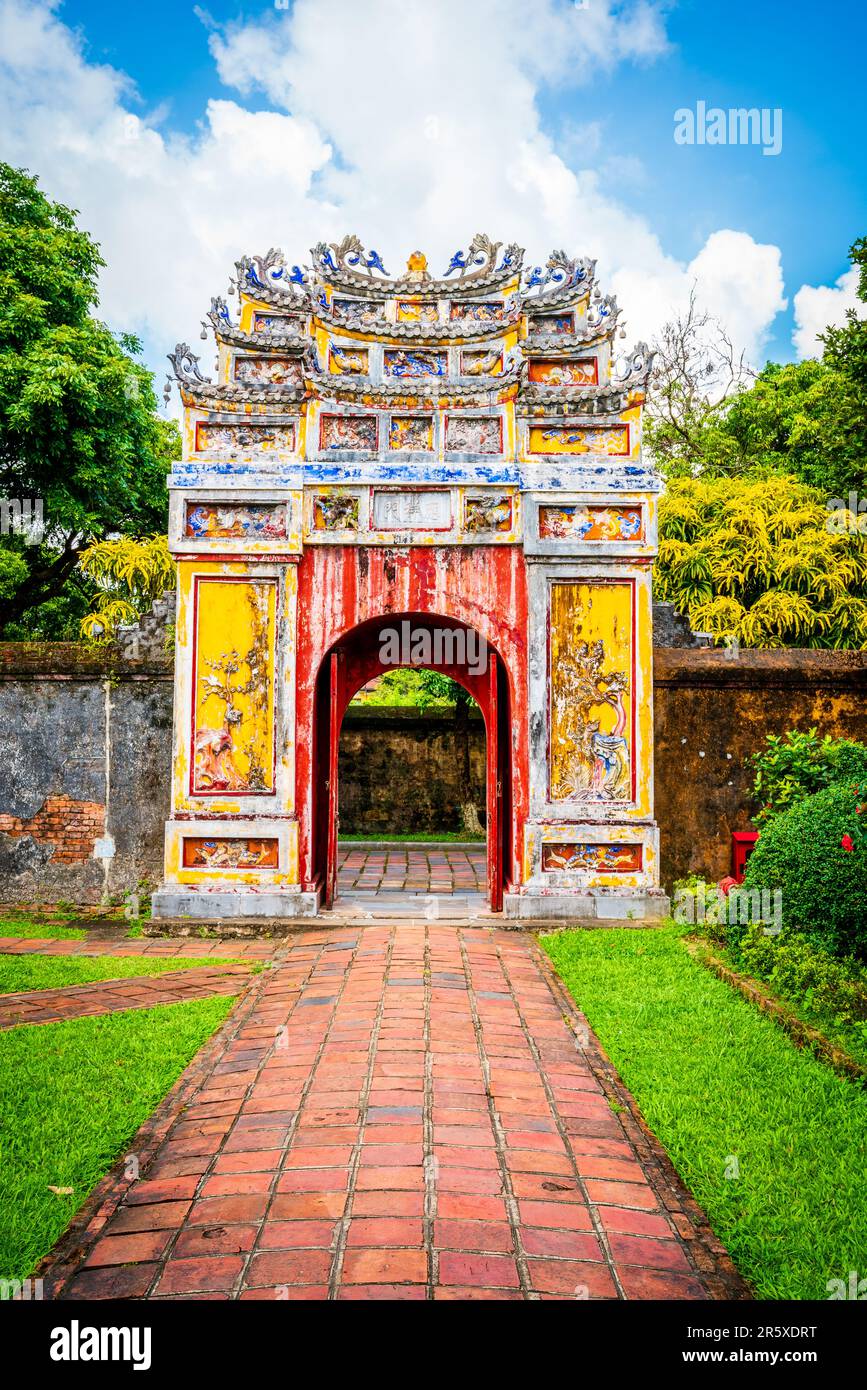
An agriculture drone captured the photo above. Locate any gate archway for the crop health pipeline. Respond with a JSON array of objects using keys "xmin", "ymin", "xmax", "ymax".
[
  {"xmin": 310, "ymin": 613, "xmax": 513, "ymax": 909},
  {"xmin": 153, "ymin": 234, "xmax": 669, "ymax": 924}
]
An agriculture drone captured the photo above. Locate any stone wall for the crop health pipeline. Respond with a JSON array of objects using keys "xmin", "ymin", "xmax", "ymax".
[
  {"xmin": 0, "ymin": 643, "xmax": 173, "ymax": 905},
  {"xmin": 339, "ymin": 706, "xmax": 486, "ymax": 835},
  {"xmin": 2, "ymin": 643, "xmax": 866, "ymax": 901},
  {"xmin": 654, "ymin": 648, "xmax": 867, "ymax": 885}
]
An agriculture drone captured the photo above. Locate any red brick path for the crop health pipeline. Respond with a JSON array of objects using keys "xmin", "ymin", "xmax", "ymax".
[
  {"xmin": 39, "ymin": 924, "xmax": 743, "ymax": 1301},
  {"xmin": 0, "ymin": 964, "xmax": 255, "ymax": 1029},
  {"xmin": 338, "ymin": 845, "xmax": 486, "ymax": 894}
]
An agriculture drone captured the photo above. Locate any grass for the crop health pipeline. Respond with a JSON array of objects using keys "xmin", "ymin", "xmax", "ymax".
[
  {"xmin": 0, "ymin": 955, "xmax": 248, "ymax": 995},
  {"xmin": 0, "ymin": 996, "xmax": 236, "ymax": 1281},
  {"xmin": 0, "ymin": 915, "xmax": 86, "ymax": 941},
  {"xmin": 339, "ymin": 831, "xmax": 485, "ymax": 843},
  {"xmin": 541, "ymin": 923, "xmax": 867, "ymax": 1300},
  {"xmin": 692, "ymin": 936, "xmax": 867, "ymax": 1074}
]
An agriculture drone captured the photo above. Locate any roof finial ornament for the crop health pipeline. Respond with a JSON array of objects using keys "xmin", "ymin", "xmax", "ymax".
[{"xmin": 405, "ymin": 251, "xmax": 429, "ymax": 283}]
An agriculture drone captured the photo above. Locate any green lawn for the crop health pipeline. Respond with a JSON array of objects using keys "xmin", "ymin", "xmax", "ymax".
[
  {"xmin": 0, "ymin": 996, "xmax": 235, "ymax": 1280},
  {"xmin": 0, "ymin": 915, "xmax": 86, "ymax": 940},
  {"xmin": 0, "ymin": 955, "xmax": 247, "ymax": 995},
  {"xmin": 541, "ymin": 924, "xmax": 867, "ymax": 1300}
]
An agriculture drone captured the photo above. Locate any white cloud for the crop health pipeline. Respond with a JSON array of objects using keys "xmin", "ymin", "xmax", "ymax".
[
  {"xmin": 0, "ymin": 0, "xmax": 789, "ymax": 389},
  {"xmin": 792, "ymin": 265, "xmax": 865, "ymax": 359}
]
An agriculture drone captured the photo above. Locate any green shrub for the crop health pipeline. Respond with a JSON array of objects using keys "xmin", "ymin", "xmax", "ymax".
[
  {"xmin": 751, "ymin": 728, "xmax": 867, "ymax": 827},
  {"xmin": 742, "ymin": 784, "xmax": 867, "ymax": 957},
  {"xmin": 733, "ymin": 924, "xmax": 867, "ymax": 1046}
]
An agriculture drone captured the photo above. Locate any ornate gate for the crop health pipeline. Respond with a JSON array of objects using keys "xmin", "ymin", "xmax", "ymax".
[{"xmin": 152, "ymin": 234, "xmax": 668, "ymax": 921}]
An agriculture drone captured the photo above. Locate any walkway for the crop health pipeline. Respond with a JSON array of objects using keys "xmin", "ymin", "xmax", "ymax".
[
  {"xmin": 338, "ymin": 844, "xmax": 486, "ymax": 895},
  {"xmin": 0, "ymin": 963, "xmax": 254, "ymax": 1030},
  {"xmin": 35, "ymin": 923, "xmax": 743, "ymax": 1301}
]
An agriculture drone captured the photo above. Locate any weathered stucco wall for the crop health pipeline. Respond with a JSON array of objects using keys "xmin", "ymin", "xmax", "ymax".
[
  {"xmin": 654, "ymin": 649, "xmax": 867, "ymax": 885},
  {"xmin": 339, "ymin": 706, "xmax": 486, "ymax": 835},
  {"xmin": 2, "ymin": 644, "xmax": 866, "ymax": 901},
  {"xmin": 0, "ymin": 644, "xmax": 173, "ymax": 905}
]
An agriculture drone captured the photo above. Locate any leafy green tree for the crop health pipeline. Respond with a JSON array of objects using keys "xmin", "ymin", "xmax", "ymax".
[
  {"xmin": 0, "ymin": 163, "xmax": 178, "ymax": 636},
  {"xmin": 656, "ymin": 474, "xmax": 867, "ymax": 647},
  {"xmin": 647, "ymin": 239, "xmax": 867, "ymax": 499}
]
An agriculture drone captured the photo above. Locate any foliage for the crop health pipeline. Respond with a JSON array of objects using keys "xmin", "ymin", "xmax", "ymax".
[
  {"xmin": 655, "ymin": 474, "xmax": 867, "ymax": 647},
  {"xmin": 0, "ymin": 162, "xmax": 179, "ymax": 636},
  {"xmin": 741, "ymin": 785, "xmax": 867, "ymax": 958},
  {"xmin": 0, "ymin": 995, "xmax": 235, "ymax": 1280},
  {"xmin": 77, "ymin": 534, "xmax": 174, "ymax": 641},
  {"xmin": 750, "ymin": 728, "xmax": 867, "ymax": 826},
  {"xmin": 730, "ymin": 924, "xmax": 867, "ymax": 1060},
  {"xmin": 542, "ymin": 924, "xmax": 867, "ymax": 1299},
  {"xmin": 353, "ymin": 667, "xmax": 472, "ymax": 708},
  {"xmin": 647, "ymin": 239, "xmax": 867, "ymax": 499}
]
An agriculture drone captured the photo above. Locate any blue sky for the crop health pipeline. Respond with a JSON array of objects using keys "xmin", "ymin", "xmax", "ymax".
[{"xmin": 1, "ymin": 0, "xmax": 864, "ymax": 378}]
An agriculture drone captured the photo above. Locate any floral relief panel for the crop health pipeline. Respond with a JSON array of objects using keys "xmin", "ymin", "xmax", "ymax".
[
  {"xmin": 194, "ymin": 422, "xmax": 296, "ymax": 455},
  {"xmin": 529, "ymin": 424, "xmax": 630, "ymax": 456},
  {"xmin": 233, "ymin": 356, "xmax": 302, "ymax": 387},
  {"xmin": 449, "ymin": 301, "xmax": 507, "ymax": 322},
  {"xmin": 182, "ymin": 837, "xmax": 279, "ymax": 869},
  {"xmin": 319, "ymin": 414, "xmax": 378, "ymax": 451},
  {"xmin": 184, "ymin": 503, "xmax": 288, "ymax": 541},
  {"xmin": 192, "ymin": 578, "xmax": 277, "ymax": 796},
  {"xmin": 312, "ymin": 493, "xmax": 360, "ymax": 531},
  {"xmin": 542, "ymin": 843, "xmax": 643, "ymax": 873},
  {"xmin": 539, "ymin": 504, "xmax": 643, "ymax": 543},
  {"xmin": 549, "ymin": 580, "xmax": 634, "ymax": 804},
  {"xmin": 444, "ymin": 416, "xmax": 502, "ymax": 454},
  {"xmin": 388, "ymin": 416, "xmax": 434, "ymax": 451},
  {"xmin": 528, "ymin": 358, "xmax": 598, "ymax": 386}
]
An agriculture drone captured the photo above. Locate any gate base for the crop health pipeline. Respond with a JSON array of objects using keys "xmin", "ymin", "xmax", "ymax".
[
  {"xmin": 503, "ymin": 889, "xmax": 670, "ymax": 922},
  {"xmin": 151, "ymin": 888, "xmax": 321, "ymax": 920}
]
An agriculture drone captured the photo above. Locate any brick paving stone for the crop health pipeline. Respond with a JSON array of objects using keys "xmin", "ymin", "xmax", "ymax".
[
  {"xmin": 0, "ymin": 964, "xmax": 255, "ymax": 1029},
  {"xmin": 36, "ymin": 922, "xmax": 744, "ymax": 1302}
]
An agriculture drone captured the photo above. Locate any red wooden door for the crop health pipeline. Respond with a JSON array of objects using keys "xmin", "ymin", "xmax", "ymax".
[
  {"xmin": 324, "ymin": 649, "xmax": 340, "ymax": 908},
  {"xmin": 486, "ymin": 653, "xmax": 503, "ymax": 911}
]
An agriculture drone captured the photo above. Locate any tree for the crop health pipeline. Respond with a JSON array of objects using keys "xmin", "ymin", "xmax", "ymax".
[
  {"xmin": 0, "ymin": 163, "xmax": 178, "ymax": 635},
  {"xmin": 78, "ymin": 535, "xmax": 174, "ymax": 641},
  {"xmin": 656, "ymin": 475, "xmax": 867, "ymax": 648},
  {"xmin": 645, "ymin": 288, "xmax": 755, "ymax": 476},
  {"xmin": 646, "ymin": 241, "xmax": 867, "ymax": 499},
  {"xmin": 821, "ymin": 236, "xmax": 867, "ymax": 399}
]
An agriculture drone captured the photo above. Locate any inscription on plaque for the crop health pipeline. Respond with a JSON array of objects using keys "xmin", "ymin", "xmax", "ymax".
[{"xmin": 372, "ymin": 491, "xmax": 451, "ymax": 530}]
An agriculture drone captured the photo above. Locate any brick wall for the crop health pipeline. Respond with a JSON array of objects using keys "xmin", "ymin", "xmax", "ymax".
[{"xmin": 0, "ymin": 796, "xmax": 105, "ymax": 865}]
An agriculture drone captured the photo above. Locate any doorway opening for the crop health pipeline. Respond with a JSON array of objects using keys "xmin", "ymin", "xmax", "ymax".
[{"xmin": 311, "ymin": 613, "xmax": 513, "ymax": 912}]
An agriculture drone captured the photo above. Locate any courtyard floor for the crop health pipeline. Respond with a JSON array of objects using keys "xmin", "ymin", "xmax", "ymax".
[
  {"xmin": 16, "ymin": 922, "xmax": 743, "ymax": 1301},
  {"xmin": 338, "ymin": 845, "xmax": 486, "ymax": 897}
]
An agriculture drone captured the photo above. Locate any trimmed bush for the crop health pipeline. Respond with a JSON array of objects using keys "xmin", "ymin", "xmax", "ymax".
[
  {"xmin": 751, "ymin": 728, "xmax": 867, "ymax": 827},
  {"xmin": 733, "ymin": 924, "xmax": 867, "ymax": 1045},
  {"xmin": 742, "ymin": 784, "xmax": 867, "ymax": 958}
]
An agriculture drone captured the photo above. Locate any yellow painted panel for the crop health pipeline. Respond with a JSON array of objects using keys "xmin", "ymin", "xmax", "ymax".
[
  {"xmin": 529, "ymin": 424, "xmax": 630, "ymax": 456},
  {"xmin": 550, "ymin": 581, "xmax": 633, "ymax": 803},
  {"xmin": 193, "ymin": 578, "xmax": 277, "ymax": 796}
]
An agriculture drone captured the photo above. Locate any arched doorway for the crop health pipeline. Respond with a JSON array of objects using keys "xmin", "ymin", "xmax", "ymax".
[{"xmin": 311, "ymin": 613, "xmax": 512, "ymax": 911}]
